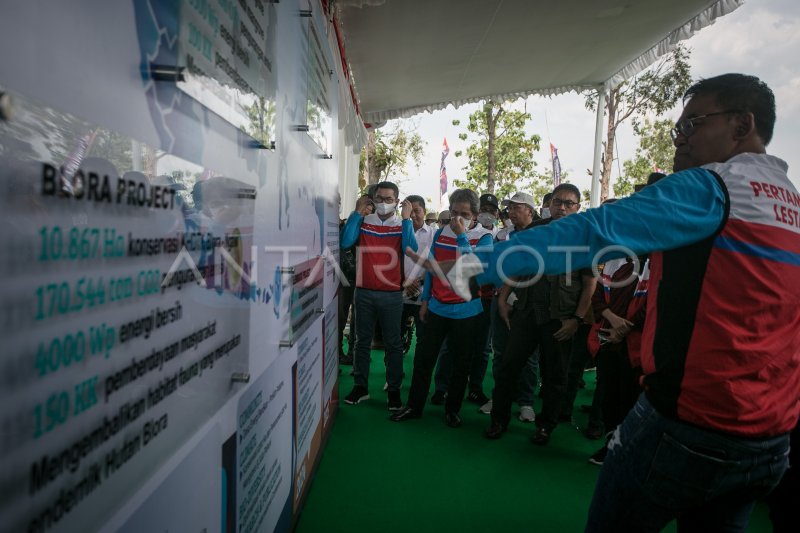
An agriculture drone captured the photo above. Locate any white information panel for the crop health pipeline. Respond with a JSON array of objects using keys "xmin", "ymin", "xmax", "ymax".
[{"xmin": 0, "ymin": 0, "xmax": 356, "ymax": 531}]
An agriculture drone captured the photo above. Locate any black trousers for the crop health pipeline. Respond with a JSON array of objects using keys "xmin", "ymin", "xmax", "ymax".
[
  {"xmin": 401, "ymin": 303, "xmax": 425, "ymax": 351},
  {"xmin": 537, "ymin": 319, "xmax": 574, "ymax": 431},
  {"xmin": 407, "ymin": 310, "xmax": 481, "ymax": 415},
  {"xmin": 596, "ymin": 343, "xmax": 641, "ymax": 433},
  {"xmin": 491, "ymin": 313, "xmax": 572, "ymax": 430},
  {"xmin": 491, "ymin": 306, "xmax": 540, "ymax": 426}
]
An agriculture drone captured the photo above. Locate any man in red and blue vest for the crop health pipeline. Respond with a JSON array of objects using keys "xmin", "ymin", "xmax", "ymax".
[
  {"xmin": 409, "ymin": 74, "xmax": 799, "ymax": 531},
  {"xmin": 341, "ymin": 181, "xmax": 418, "ymax": 411},
  {"xmin": 391, "ymin": 188, "xmax": 493, "ymax": 427}
]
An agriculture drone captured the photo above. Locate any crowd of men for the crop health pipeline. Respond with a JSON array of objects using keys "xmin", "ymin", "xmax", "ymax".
[{"xmin": 337, "ymin": 74, "xmax": 798, "ymax": 532}]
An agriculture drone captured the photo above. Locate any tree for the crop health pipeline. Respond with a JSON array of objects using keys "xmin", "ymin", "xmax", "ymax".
[
  {"xmin": 360, "ymin": 127, "xmax": 425, "ymax": 187},
  {"xmin": 452, "ymin": 100, "xmax": 542, "ymax": 200},
  {"xmin": 585, "ymin": 45, "xmax": 691, "ymax": 202},
  {"xmin": 244, "ymin": 96, "xmax": 276, "ymax": 147},
  {"xmin": 89, "ymin": 128, "xmax": 133, "ymax": 173},
  {"xmin": 614, "ymin": 119, "xmax": 674, "ymax": 197}
]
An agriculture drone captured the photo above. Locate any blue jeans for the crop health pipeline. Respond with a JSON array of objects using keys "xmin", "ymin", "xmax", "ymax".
[
  {"xmin": 353, "ymin": 288, "xmax": 404, "ymax": 392},
  {"xmin": 586, "ymin": 394, "xmax": 790, "ymax": 532}
]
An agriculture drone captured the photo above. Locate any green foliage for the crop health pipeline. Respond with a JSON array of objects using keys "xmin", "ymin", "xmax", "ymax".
[
  {"xmin": 584, "ymin": 45, "xmax": 692, "ymax": 201},
  {"xmin": 244, "ymin": 97, "xmax": 276, "ymax": 146},
  {"xmin": 451, "ymin": 101, "xmax": 543, "ymax": 201},
  {"xmin": 371, "ymin": 128, "xmax": 425, "ymax": 181},
  {"xmin": 614, "ymin": 119, "xmax": 674, "ymax": 197},
  {"xmin": 89, "ymin": 129, "xmax": 133, "ymax": 173},
  {"xmin": 585, "ymin": 45, "xmax": 691, "ymax": 130}
]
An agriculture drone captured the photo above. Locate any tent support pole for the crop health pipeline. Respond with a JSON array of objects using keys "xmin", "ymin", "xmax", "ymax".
[{"xmin": 590, "ymin": 85, "xmax": 606, "ymax": 207}]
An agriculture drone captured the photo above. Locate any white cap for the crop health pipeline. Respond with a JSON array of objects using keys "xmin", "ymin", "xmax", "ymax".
[{"xmin": 501, "ymin": 192, "xmax": 536, "ymax": 209}]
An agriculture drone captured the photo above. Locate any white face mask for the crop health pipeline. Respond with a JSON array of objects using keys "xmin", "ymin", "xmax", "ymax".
[
  {"xmin": 450, "ymin": 215, "xmax": 475, "ymax": 230},
  {"xmin": 375, "ymin": 202, "xmax": 396, "ymax": 216},
  {"xmin": 477, "ymin": 213, "xmax": 496, "ymax": 228},
  {"xmin": 540, "ymin": 207, "xmax": 551, "ymax": 219}
]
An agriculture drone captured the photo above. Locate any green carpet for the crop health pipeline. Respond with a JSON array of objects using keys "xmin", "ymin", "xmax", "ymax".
[{"xmin": 296, "ymin": 341, "xmax": 772, "ymax": 532}]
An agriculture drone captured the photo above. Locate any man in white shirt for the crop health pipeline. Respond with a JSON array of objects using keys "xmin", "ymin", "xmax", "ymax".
[{"xmin": 402, "ymin": 195, "xmax": 435, "ymax": 352}]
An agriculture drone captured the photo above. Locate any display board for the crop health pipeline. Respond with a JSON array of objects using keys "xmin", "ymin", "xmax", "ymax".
[
  {"xmin": 177, "ymin": 0, "xmax": 277, "ymax": 143},
  {"xmin": 291, "ymin": 316, "xmax": 324, "ymax": 511},
  {"xmin": 322, "ymin": 297, "xmax": 339, "ymax": 434},
  {"xmin": 0, "ymin": 0, "xmax": 359, "ymax": 531}
]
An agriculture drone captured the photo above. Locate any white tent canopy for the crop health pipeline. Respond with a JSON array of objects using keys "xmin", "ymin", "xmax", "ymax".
[{"xmin": 334, "ymin": 0, "xmax": 744, "ymax": 205}]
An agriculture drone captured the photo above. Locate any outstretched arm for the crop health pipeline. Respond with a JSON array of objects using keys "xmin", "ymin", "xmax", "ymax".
[{"xmin": 474, "ymin": 167, "xmax": 727, "ymax": 286}]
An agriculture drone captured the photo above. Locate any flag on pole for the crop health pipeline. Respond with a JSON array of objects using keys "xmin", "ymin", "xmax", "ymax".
[
  {"xmin": 439, "ymin": 137, "xmax": 449, "ymax": 199},
  {"xmin": 550, "ymin": 143, "xmax": 562, "ymax": 187},
  {"xmin": 59, "ymin": 130, "xmax": 98, "ymax": 195}
]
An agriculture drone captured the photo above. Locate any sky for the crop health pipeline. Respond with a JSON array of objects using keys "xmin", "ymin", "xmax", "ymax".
[{"xmin": 380, "ymin": 0, "xmax": 800, "ymax": 212}]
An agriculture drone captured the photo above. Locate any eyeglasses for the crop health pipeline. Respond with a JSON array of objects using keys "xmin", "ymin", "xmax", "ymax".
[
  {"xmin": 670, "ymin": 110, "xmax": 742, "ymax": 141},
  {"xmin": 373, "ymin": 194, "xmax": 396, "ymax": 203},
  {"xmin": 551, "ymin": 199, "xmax": 578, "ymax": 209},
  {"xmin": 425, "ymin": 219, "xmax": 436, "ymax": 224}
]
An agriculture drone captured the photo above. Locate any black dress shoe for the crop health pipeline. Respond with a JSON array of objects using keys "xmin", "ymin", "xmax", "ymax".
[
  {"xmin": 583, "ymin": 424, "xmax": 604, "ymax": 440},
  {"xmin": 430, "ymin": 390, "xmax": 447, "ymax": 405},
  {"xmin": 444, "ymin": 412, "xmax": 462, "ymax": 428},
  {"xmin": 484, "ymin": 421, "xmax": 506, "ymax": 439},
  {"xmin": 390, "ymin": 406, "xmax": 421, "ymax": 422},
  {"xmin": 530, "ymin": 427, "xmax": 552, "ymax": 445}
]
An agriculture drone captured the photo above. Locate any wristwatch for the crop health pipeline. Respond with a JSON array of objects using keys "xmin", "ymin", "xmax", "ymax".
[{"xmin": 571, "ymin": 314, "xmax": 583, "ymax": 323}]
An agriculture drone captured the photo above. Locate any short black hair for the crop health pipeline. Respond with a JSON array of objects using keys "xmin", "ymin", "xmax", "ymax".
[
  {"xmin": 373, "ymin": 181, "xmax": 399, "ymax": 200},
  {"xmin": 542, "ymin": 192, "xmax": 553, "ymax": 207},
  {"xmin": 406, "ymin": 194, "xmax": 425, "ymax": 209},
  {"xmin": 552, "ymin": 183, "xmax": 581, "ymax": 202},
  {"xmin": 647, "ymin": 172, "xmax": 667, "ymax": 186},
  {"xmin": 684, "ymin": 74, "xmax": 776, "ymax": 145}
]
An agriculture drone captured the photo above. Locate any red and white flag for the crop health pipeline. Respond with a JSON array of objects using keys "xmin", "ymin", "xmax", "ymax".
[
  {"xmin": 439, "ymin": 137, "xmax": 449, "ymax": 199},
  {"xmin": 550, "ymin": 143, "xmax": 562, "ymax": 187}
]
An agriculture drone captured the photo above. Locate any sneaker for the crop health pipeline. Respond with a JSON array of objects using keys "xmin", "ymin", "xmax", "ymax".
[
  {"xmin": 518, "ymin": 405, "xmax": 536, "ymax": 423},
  {"xmin": 466, "ymin": 389, "xmax": 490, "ymax": 405},
  {"xmin": 344, "ymin": 386, "xmax": 370, "ymax": 405},
  {"xmin": 339, "ymin": 353, "xmax": 354, "ymax": 365},
  {"xmin": 387, "ymin": 390, "xmax": 402, "ymax": 411},
  {"xmin": 430, "ymin": 390, "xmax": 447, "ymax": 405},
  {"xmin": 588, "ymin": 445, "xmax": 607, "ymax": 466},
  {"xmin": 478, "ymin": 399, "xmax": 493, "ymax": 415}
]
